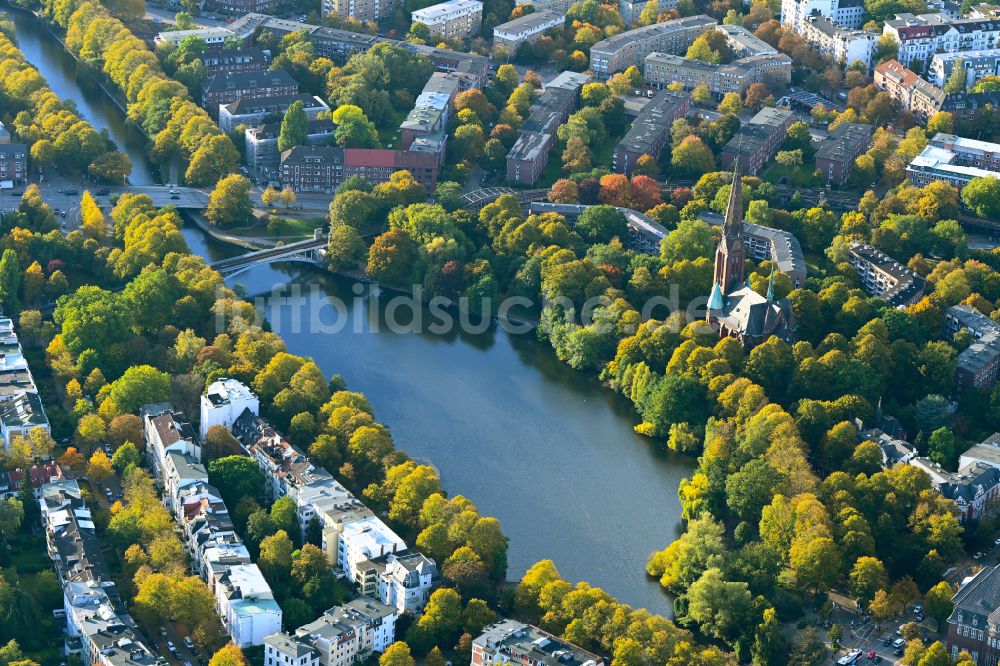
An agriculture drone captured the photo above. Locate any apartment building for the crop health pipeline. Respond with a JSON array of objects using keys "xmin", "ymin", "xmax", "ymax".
[
  {"xmin": 515, "ymin": 0, "xmax": 577, "ymax": 14},
  {"xmin": 907, "ymin": 133, "xmax": 1000, "ymax": 189},
  {"xmin": 41, "ymin": 479, "xmax": 160, "ymax": 666},
  {"xmin": 411, "ymin": 0, "xmax": 483, "ymax": 39},
  {"xmin": 945, "ymin": 304, "xmax": 1000, "ymax": 390},
  {"xmin": 883, "ymin": 13, "xmax": 1000, "ymax": 68},
  {"xmin": 612, "ymin": 89, "xmax": 690, "ymax": 175},
  {"xmin": 472, "ymin": 620, "xmax": 606, "ymax": 666},
  {"xmin": 228, "ymin": 14, "xmax": 380, "ymax": 63},
  {"xmin": 201, "ymin": 47, "xmax": 269, "ymax": 74},
  {"xmin": 339, "ymin": 517, "xmax": 406, "ymax": 583},
  {"xmin": 280, "ymin": 145, "xmax": 441, "ymax": 191},
  {"xmin": 780, "ymin": 0, "xmax": 865, "ymax": 32},
  {"xmin": 506, "ymin": 71, "xmax": 591, "ymax": 185},
  {"xmin": 202, "ymin": 69, "xmax": 298, "ymax": 116},
  {"xmin": 0, "ymin": 318, "xmax": 48, "ymax": 449},
  {"xmin": 492, "ymin": 10, "xmax": 565, "ymax": 54},
  {"xmin": 589, "ymin": 15, "xmax": 717, "ymax": 79},
  {"xmin": 216, "ymin": 564, "xmax": 283, "ymax": 648},
  {"xmin": 873, "ymin": 59, "xmax": 947, "ymax": 121},
  {"xmin": 163, "ymin": 451, "xmax": 208, "ymax": 515},
  {"xmin": 947, "ymin": 564, "xmax": 1000, "ymax": 663},
  {"xmin": 799, "ymin": 15, "xmax": 876, "ymax": 68},
  {"xmin": 356, "ymin": 551, "xmax": 439, "ymax": 614},
  {"xmin": 219, "ymin": 93, "xmax": 329, "ymax": 133},
  {"xmin": 399, "ymin": 72, "xmax": 462, "ymax": 149},
  {"xmin": 743, "ymin": 222, "xmax": 808, "ymax": 287},
  {"xmin": 141, "ymin": 403, "xmax": 200, "ymax": 483},
  {"xmin": 847, "ymin": 242, "xmax": 926, "ymax": 306},
  {"xmin": 0, "ymin": 121, "xmax": 10, "ymax": 143},
  {"xmin": 205, "ymin": 0, "xmax": 278, "ymax": 15},
  {"xmin": 0, "ymin": 144, "xmax": 27, "ymax": 186},
  {"xmin": 324, "ymin": 0, "xmax": 399, "ymax": 23},
  {"xmin": 721, "ymin": 106, "xmax": 795, "ymax": 174},
  {"xmin": 265, "ymin": 598, "xmax": 398, "ymax": 666},
  {"xmin": 814, "ymin": 121, "xmax": 874, "ymax": 185},
  {"xmin": 200, "ymin": 377, "xmax": 261, "ymax": 439},
  {"xmin": 0, "ymin": 462, "xmax": 63, "ymax": 500},
  {"xmin": 155, "ymin": 26, "xmax": 235, "ymax": 47},
  {"xmin": 246, "ymin": 120, "xmax": 335, "ymax": 178},
  {"xmin": 930, "ymin": 48, "xmax": 1000, "ymax": 88},
  {"xmin": 910, "ymin": 455, "xmax": 1000, "ymax": 523},
  {"xmin": 643, "ymin": 52, "xmax": 792, "ymax": 96},
  {"xmin": 714, "ymin": 23, "xmax": 779, "ymax": 56}
]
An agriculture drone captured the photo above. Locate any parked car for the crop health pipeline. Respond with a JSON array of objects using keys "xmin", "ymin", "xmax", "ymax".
[
  {"xmin": 837, "ymin": 648, "xmax": 862, "ymax": 665},
  {"xmin": 183, "ymin": 637, "xmax": 194, "ymax": 650},
  {"xmin": 166, "ymin": 641, "xmax": 175, "ymax": 652},
  {"xmin": 170, "ymin": 194, "xmax": 180, "ymax": 200}
]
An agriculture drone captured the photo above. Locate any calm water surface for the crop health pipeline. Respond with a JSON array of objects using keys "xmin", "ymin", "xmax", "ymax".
[{"xmin": 13, "ymin": 7, "xmax": 693, "ymax": 612}]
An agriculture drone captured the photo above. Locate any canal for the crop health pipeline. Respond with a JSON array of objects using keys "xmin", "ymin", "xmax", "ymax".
[{"xmin": 11, "ymin": 8, "xmax": 694, "ymax": 614}]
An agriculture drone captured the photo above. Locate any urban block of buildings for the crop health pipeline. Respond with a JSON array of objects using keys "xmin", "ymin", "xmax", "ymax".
[
  {"xmin": 589, "ymin": 15, "xmax": 717, "ymax": 79},
  {"xmin": 528, "ymin": 202, "xmax": 671, "ymax": 254},
  {"xmin": 643, "ymin": 52, "xmax": 793, "ymax": 97},
  {"xmin": 814, "ymin": 121, "xmax": 874, "ymax": 186},
  {"xmin": 492, "ymin": 10, "xmax": 566, "ymax": 55},
  {"xmin": 264, "ymin": 597, "xmax": 399, "ymax": 666},
  {"xmin": 506, "ymin": 71, "xmax": 591, "ymax": 185},
  {"xmin": 945, "ymin": 303, "xmax": 1000, "ymax": 391},
  {"xmin": 219, "ymin": 93, "xmax": 329, "ymax": 134},
  {"xmin": 798, "ymin": 14, "xmax": 876, "ymax": 68},
  {"xmin": 200, "ymin": 46, "xmax": 270, "ymax": 74},
  {"xmin": 216, "ymin": 380, "xmax": 440, "ymax": 615},
  {"xmin": 411, "ymin": 0, "xmax": 483, "ymax": 39},
  {"xmin": 245, "ymin": 119, "xmax": 336, "ymax": 181},
  {"xmin": 142, "ymin": 402, "xmax": 282, "ymax": 647},
  {"xmin": 201, "ymin": 68, "xmax": 299, "ymax": 116},
  {"xmin": 910, "ymin": 432, "xmax": 1000, "ymax": 523},
  {"xmin": 471, "ymin": 620, "xmax": 606, "ymax": 666},
  {"xmin": 847, "ymin": 242, "xmax": 927, "ymax": 307},
  {"xmin": 612, "ymin": 89, "xmax": 691, "ymax": 175},
  {"xmin": 0, "ymin": 317, "xmax": 49, "ymax": 449},
  {"xmin": 41, "ymin": 479, "xmax": 160, "ymax": 665},
  {"xmin": 907, "ymin": 132, "xmax": 1000, "ymax": 190},
  {"xmin": 714, "ymin": 23, "xmax": 779, "ymax": 57},
  {"xmin": 883, "ymin": 12, "xmax": 1000, "ymax": 68},
  {"xmin": 706, "ymin": 169, "xmax": 797, "ymax": 348},
  {"xmin": 225, "ymin": 13, "xmax": 489, "ymax": 85},
  {"xmin": 721, "ymin": 106, "xmax": 795, "ymax": 175}
]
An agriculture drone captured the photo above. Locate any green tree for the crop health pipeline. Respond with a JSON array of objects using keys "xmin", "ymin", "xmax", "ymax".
[
  {"xmin": 106, "ymin": 366, "xmax": 171, "ymax": 415},
  {"xmin": 111, "ymin": 441, "xmax": 141, "ymax": 474},
  {"xmin": 207, "ymin": 455, "xmax": 265, "ymax": 506},
  {"xmin": 327, "ymin": 226, "xmax": 367, "ymax": 272},
  {"xmin": 270, "ymin": 495, "xmax": 298, "ymax": 541},
  {"xmin": 944, "ymin": 59, "xmax": 967, "ymax": 93},
  {"xmin": 0, "ymin": 250, "xmax": 21, "ymax": 315},
  {"xmin": 380, "ymin": 642, "xmax": 415, "ymax": 666},
  {"xmin": 923, "ymin": 581, "xmax": 954, "ymax": 631},
  {"xmin": 259, "ymin": 530, "xmax": 294, "ymax": 583},
  {"xmin": 961, "ymin": 176, "xmax": 1000, "ymax": 218},
  {"xmin": 686, "ymin": 568, "xmax": 755, "ymax": 647},
  {"xmin": 206, "ymin": 174, "xmax": 253, "ymax": 228},
  {"xmin": 278, "ymin": 100, "xmax": 308, "ymax": 152},
  {"xmin": 849, "ymin": 556, "xmax": 888, "ymax": 605},
  {"xmin": 576, "ymin": 205, "xmax": 627, "ymax": 244},
  {"xmin": 671, "ymin": 135, "xmax": 715, "ymax": 179}
]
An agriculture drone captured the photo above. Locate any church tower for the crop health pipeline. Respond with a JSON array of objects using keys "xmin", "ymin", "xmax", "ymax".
[{"xmin": 712, "ymin": 167, "xmax": 745, "ymax": 294}]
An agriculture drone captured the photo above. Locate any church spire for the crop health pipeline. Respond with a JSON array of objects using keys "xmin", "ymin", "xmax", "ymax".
[
  {"xmin": 766, "ymin": 268, "xmax": 775, "ymax": 302},
  {"xmin": 711, "ymin": 164, "xmax": 746, "ymax": 294},
  {"xmin": 723, "ymin": 163, "xmax": 743, "ymax": 241}
]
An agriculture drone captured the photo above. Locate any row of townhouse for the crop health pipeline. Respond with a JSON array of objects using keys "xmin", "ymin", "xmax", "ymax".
[
  {"xmin": 203, "ymin": 379, "xmax": 440, "ymax": 615},
  {"xmin": 0, "ymin": 317, "xmax": 50, "ymax": 450},
  {"xmin": 141, "ymin": 403, "xmax": 282, "ymax": 648},
  {"xmin": 40, "ymin": 479, "xmax": 162, "ymax": 666}
]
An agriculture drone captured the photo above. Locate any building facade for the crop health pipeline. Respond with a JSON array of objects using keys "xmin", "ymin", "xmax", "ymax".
[
  {"xmin": 202, "ymin": 69, "xmax": 298, "ymax": 115},
  {"xmin": 883, "ymin": 13, "xmax": 1000, "ymax": 68},
  {"xmin": 219, "ymin": 94, "xmax": 329, "ymax": 133},
  {"xmin": 200, "ymin": 378, "xmax": 260, "ymax": 440},
  {"xmin": 280, "ymin": 145, "xmax": 441, "ymax": 192},
  {"xmin": 472, "ymin": 620, "xmax": 606, "ymax": 666},
  {"xmin": 847, "ymin": 242, "xmax": 926, "ymax": 306},
  {"xmin": 492, "ymin": 10, "xmax": 565, "ymax": 54},
  {"xmin": 873, "ymin": 59, "xmax": 947, "ymax": 121},
  {"xmin": 947, "ymin": 564, "xmax": 1000, "ymax": 665},
  {"xmin": 245, "ymin": 119, "xmax": 335, "ymax": 179},
  {"xmin": 0, "ymin": 144, "xmax": 27, "ymax": 186},
  {"xmin": 411, "ymin": 0, "xmax": 483, "ymax": 39},
  {"xmin": 930, "ymin": 48, "xmax": 1000, "ymax": 88},
  {"xmin": 780, "ymin": 0, "xmax": 865, "ymax": 32},
  {"xmin": 946, "ymin": 304, "xmax": 1000, "ymax": 390},
  {"xmin": 589, "ymin": 15, "xmax": 717, "ymax": 79},
  {"xmin": 799, "ymin": 15, "xmax": 876, "ymax": 68},
  {"xmin": 907, "ymin": 133, "xmax": 1000, "ymax": 190},
  {"xmin": 201, "ymin": 47, "xmax": 269, "ymax": 74},
  {"xmin": 643, "ymin": 51, "xmax": 792, "ymax": 96},
  {"xmin": 265, "ymin": 599, "xmax": 398, "ymax": 666}
]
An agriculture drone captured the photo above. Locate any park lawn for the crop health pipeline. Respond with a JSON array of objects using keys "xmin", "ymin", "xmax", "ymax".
[
  {"xmin": 228, "ymin": 216, "xmax": 326, "ymax": 241},
  {"xmin": 761, "ymin": 161, "xmax": 823, "ymax": 188}
]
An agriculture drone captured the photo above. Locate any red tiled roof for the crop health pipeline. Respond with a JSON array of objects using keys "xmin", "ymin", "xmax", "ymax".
[{"xmin": 344, "ymin": 149, "xmax": 399, "ymax": 168}]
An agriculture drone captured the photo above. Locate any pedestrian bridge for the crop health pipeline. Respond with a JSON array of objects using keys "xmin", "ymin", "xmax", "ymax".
[{"xmin": 209, "ymin": 234, "xmax": 327, "ymax": 278}]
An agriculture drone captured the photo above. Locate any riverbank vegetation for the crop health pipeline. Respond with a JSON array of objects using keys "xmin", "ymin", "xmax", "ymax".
[
  {"xmin": 0, "ymin": 23, "xmax": 131, "ymax": 182},
  {"xmin": 24, "ymin": 0, "xmax": 239, "ymax": 186}
]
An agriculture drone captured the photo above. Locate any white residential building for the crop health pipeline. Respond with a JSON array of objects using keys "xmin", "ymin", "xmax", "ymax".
[
  {"xmin": 492, "ymin": 10, "xmax": 565, "ymax": 54},
  {"xmin": 265, "ymin": 598, "xmax": 398, "ymax": 666},
  {"xmin": 64, "ymin": 581, "xmax": 160, "ymax": 666},
  {"xmin": 155, "ymin": 26, "xmax": 235, "ymax": 47},
  {"xmin": 411, "ymin": 0, "xmax": 483, "ymax": 39},
  {"xmin": 0, "ymin": 317, "xmax": 49, "ymax": 449},
  {"xmin": 216, "ymin": 564, "xmax": 283, "ymax": 648},
  {"xmin": 141, "ymin": 404, "xmax": 200, "ymax": 480},
  {"xmin": 883, "ymin": 13, "xmax": 1000, "ymax": 68},
  {"xmin": 800, "ymin": 15, "xmax": 876, "ymax": 68},
  {"xmin": 163, "ymin": 451, "xmax": 208, "ymax": 513},
  {"xmin": 356, "ymin": 551, "xmax": 439, "ymax": 614},
  {"xmin": 780, "ymin": 0, "xmax": 865, "ymax": 31},
  {"xmin": 338, "ymin": 517, "xmax": 406, "ymax": 583},
  {"xmin": 200, "ymin": 378, "xmax": 259, "ymax": 439},
  {"xmin": 929, "ymin": 48, "xmax": 1000, "ymax": 88}
]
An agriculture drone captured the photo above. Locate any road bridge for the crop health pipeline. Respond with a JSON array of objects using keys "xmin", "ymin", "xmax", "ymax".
[{"xmin": 208, "ymin": 234, "xmax": 327, "ymax": 277}]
